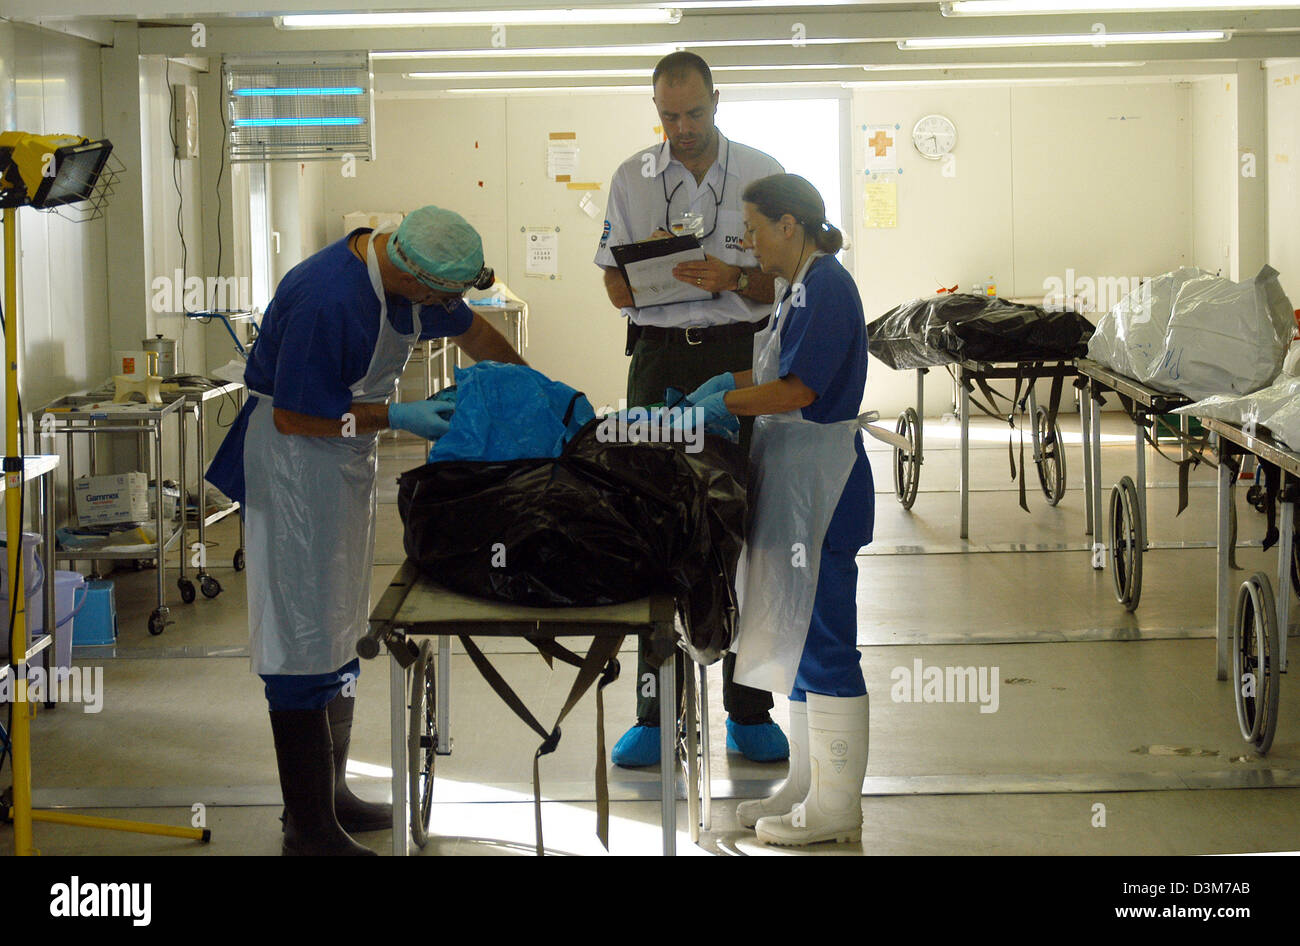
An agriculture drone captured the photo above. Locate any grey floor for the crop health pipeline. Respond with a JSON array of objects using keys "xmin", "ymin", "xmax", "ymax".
[{"xmin": 8, "ymin": 410, "xmax": 1300, "ymax": 857}]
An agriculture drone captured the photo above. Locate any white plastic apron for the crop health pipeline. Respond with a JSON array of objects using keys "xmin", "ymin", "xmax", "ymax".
[
  {"xmin": 244, "ymin": 223, "xmax": 424, "ymax": 674},
  {"xmin": 732, "ymin": 252, "xmax": 864, "ymax": 695}
]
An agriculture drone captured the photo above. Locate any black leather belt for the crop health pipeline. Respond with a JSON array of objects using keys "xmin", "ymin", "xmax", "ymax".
[{"xmin": 636, "ymin": 317, "xmax": 768, "ymax": 347}]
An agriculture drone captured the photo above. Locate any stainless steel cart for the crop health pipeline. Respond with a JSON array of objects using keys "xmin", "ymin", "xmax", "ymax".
[{"xmin": 34, "ymin": 395, "xmax": 187, "ymax": 636}]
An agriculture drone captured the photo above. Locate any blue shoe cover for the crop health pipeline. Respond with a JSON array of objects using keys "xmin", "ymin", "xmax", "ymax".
[
  {"xmin": 611, "ymin": 724, "xmax": 660, "ymax": 768},
  {"xmin": 726, "ymin": 719, "xmax": 789, "ymax": 762}
]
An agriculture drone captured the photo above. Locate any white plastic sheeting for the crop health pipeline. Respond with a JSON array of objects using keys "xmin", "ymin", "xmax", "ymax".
[
  {"xmin": 1087, "ymin": 265, "xmax": 1295, "ymax": 401},
  {"xmin": 1176, "ymin": 341, "xmax": 1300, "ymax": 452}
]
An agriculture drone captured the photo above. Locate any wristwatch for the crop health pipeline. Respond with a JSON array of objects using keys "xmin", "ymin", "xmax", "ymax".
[{"xmin": 733, "ymin": 268, "xmax": 750, "ymax": 294}]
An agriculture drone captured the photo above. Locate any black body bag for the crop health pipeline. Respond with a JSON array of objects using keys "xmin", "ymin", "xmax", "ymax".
[
  {"xmin": 867, "ymin": 292, "xmax": 1095, "ymax": 370},
  {"xmin": 396, "ymin": 417, "xmax": 747, "ymax": 665}
]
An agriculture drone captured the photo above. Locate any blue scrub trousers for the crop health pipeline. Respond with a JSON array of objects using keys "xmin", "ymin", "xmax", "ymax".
[
  {"xmin": 262, "ymin": 658, "xmax": 361, "ymax": 711},
  {"xmin": 789, "ymin": 451, "xmax": 873, "ymax": 703}
]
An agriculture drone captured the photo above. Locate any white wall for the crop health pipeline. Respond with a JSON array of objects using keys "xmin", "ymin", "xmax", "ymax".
[
  {"xmin": 1267, "ymin": 60, "xmax": 1300, "ymax": 309},
  {"xmin": 139, "ymin": 56, "xmax": 208, "ymax": 379},
  {"xmin": 279, "ymin": 78, "xmax": 1254, "ymax": 417},
  {"xmin": 1190, "ymin": 77, "xmax": 1237, "ymax": 278}
]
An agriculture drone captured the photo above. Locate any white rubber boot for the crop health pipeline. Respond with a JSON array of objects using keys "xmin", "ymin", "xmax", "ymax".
[
  {"xmin": 736, "ymin": 701, "xmax": 808, "ymax": 829},
  {"xmin": 754, "ymin": 692, "xmax": 867, "ymax": 846}
]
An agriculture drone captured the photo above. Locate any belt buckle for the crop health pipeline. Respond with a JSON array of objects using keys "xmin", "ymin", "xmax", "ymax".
[{"xmin": 684, "ymin": 327, "xmax": 704, "ymax": 346}]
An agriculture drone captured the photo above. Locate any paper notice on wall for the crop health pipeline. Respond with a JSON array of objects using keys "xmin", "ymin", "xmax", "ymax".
[
  {"xmin": 864, "ymin": 175, "xmax": 898, "ymax": 229},
  {"xmin": 864, "ymin": 123, "xmax": 899, "ymax": 174},
  {"xmin": 547, "ymin": 132, "xmax": 579, "ymax": 181},
  {"xmin": 525, "ymin": 228, "xmax": 559, "ymax": 278}
]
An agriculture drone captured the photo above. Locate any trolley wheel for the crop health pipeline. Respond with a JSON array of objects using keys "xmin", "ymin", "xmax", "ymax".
[
  {"xmin": 177, "ymin": 578, "xmax": 196, "ymax": 605},
  {"xmin": 1108, "ymin": 476, "xmax": 1144, "ymax": 611},
  {"xmin": 408, "ymin": 639, "xmax": 438, "ymax": 848},
  {"xmin": 200, "ymin": 575, "xmax": 222, "ymax": 599},
  {"xmin": 893, "ymin": 407, "xmax": 921, "ymax": 510},
  {"xmin": 1232, "ymin": 572, "xmax": 1281, "ymax": 754},
  {"xmin": 1034, "ymin": 407, "xmax": 1067, "ymax": 506},
  {"xmin": 148, "ymin": 608, "xmax": 170, "ymax": 636},
  {"xmin": 233, "ymin": 549, "xmax": 245, "ymax": 572}
]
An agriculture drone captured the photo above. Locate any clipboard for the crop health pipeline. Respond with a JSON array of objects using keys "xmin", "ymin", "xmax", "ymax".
[{"xmin": 611, "ymin": 235, "xmax": 716, "ymax": 308}]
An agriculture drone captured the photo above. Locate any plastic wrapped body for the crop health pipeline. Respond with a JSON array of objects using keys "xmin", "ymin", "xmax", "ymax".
[
  {"xmin": 1089, "ymin": 265, "xmax": 1295, "ymax": 401},
  {"xmin": 866, "ymin": 293, "xmax": 1094, "ymax": 370},
  {"xmin": 398, "ymin": 419, "xmax": 747, "ymax": 664}
]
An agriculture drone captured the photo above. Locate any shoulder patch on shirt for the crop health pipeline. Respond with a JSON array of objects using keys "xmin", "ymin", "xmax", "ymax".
[{"xmin": 599, "ymin": 218, "xmax": 612, "ymax": 249}]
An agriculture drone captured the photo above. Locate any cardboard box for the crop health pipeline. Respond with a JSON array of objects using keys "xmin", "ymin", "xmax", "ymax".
[{"xmin": 74, "ymin": 472, "xmax": 150, "ymax": 527}]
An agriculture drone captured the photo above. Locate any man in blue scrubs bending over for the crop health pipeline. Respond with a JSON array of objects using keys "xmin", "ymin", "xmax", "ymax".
[{"xmin": 209, "ymin": 207, "xmax": 525, "ymax": 855}]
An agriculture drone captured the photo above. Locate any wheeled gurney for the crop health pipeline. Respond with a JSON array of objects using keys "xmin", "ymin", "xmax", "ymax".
[
  {"xmin": 890, "ymin": 359, "xmax": 1080, "ymax": 540},
  {"xmin": 1199, "ymin": 417, "xmax": 1299, "ymax": 756},
  {"xmin": 360, "ymin": 560, "xmax": 712, "ymax": 856}
]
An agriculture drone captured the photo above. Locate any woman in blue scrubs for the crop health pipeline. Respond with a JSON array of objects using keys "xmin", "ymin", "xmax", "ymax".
[{"xmin": 686, "ymin": 173, "xmax": 873, "ymax": 846}]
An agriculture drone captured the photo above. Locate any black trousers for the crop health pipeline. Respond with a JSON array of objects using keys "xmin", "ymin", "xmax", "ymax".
[{"xmin": 625, "ymin": 325, "xmax": 774, "ymax": 724}]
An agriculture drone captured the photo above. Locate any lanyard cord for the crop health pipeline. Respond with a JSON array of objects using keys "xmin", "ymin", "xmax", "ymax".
[{"xmin": 661, "ymin": 133, "xmax": 730, "ymax": 238}]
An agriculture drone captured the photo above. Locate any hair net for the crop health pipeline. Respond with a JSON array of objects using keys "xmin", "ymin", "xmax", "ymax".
[{"xmin": 387, "ymin": 205, "xmax": 485, "ymax": 291}]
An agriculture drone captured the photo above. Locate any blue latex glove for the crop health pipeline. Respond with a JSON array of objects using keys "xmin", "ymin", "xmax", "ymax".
[
  {"xmin": 670, "ymin": 391, "xmax": 738, "ymax": 438},
  {"xmin": 389, "ymin": 399, "xmax": 456, "ymax": 440},
  {"xmin": 686, "ymin": 371, "xmax": 736, "ymax": 405}
]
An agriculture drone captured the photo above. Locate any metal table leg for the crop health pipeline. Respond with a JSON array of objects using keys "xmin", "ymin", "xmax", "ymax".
[
  {"xmin": 1081, "ymin": 387, "xmax": 1094, "ymax": 536},
  {"xmin": 436, "ymin": 635, "xmax": 452, "ymax": 755},
  {"xmin": 959, "ymin": 375, "xmax": 970, "ymax": 541},
  {"xmin": 684, "ymin": 661, "xmax": 699, "ymax": 845},
  {"xmin": 391, "ymin": 646, "xmax": 409, "ymax": 856},
  {"xmin": 1215, "ymin": 455, "xmax": 1232, "ymax": 681},
  {"xmin": 658, "ymin": 655, "xmax": 677, "ymax": 856},
  {"xmin": 699, "ymin": 665, "xmax": 711, "ymax": 833},
  {"xmin": 1090, "ymin": 386, "xmax": 1105, "ymax": 570},
  {"xmin": 1276, "ymin": 494, "xmax": 1293, "ymax": 672},
  {"xmin": 1134, "ymin": 410, "xmax": 1148, "ymax": 549},
  {"xmin": 915, "ymin": 370, "xmax": 925, "ymax": 469}
]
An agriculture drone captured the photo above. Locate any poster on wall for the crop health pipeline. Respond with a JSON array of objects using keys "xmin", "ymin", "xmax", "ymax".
[
  {"xmin": 547, "ymin": 132, "xmax": 580, "ymax": 181},
  {"xmin": 864, "ymin": 176, "xmax": 898, "ymax": 229},
  {"xmin": 525, "ymin": 227, "xmax": 559, "ymax": 278},
  {"xmin": 863, "ymin": 123, "xmax": 900, "ymax": 175}
]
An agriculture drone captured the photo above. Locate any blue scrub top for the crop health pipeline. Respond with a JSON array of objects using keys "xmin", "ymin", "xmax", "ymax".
[
  {"xmin": 247, "ymin": 229, "xmax": 474, "ymax": 417},
  {"xmin": 206, "ymin": 230, "xmax": 475, "ymax": 505},
  {"xmin": 775, "ymin": 254, "xmax": 875, "ymax": 551}
]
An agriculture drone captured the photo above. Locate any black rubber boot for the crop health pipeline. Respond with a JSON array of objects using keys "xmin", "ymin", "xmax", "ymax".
[
  {"xmin": 269, "ymin": 709, "xmax": 375, "ymax": 856},
  {"xmin": 326, "ymin": 694, "xmax": 393, "ymax": 832}
]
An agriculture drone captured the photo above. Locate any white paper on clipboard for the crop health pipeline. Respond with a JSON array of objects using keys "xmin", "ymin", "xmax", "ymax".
[{"xmin": 611, "ymin": 236, "xmax": 712, "ymax": 308}]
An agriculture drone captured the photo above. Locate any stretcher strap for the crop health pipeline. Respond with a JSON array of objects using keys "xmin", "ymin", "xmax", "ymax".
[
  {"xmin": 1222, "ymin": 452, "xmax": 1242, "ymax": 570},
  {"xmin": 1112, "ymin": 394, "xmax": 1215, "ymax": 516},
  {"xmin": 1259, "ymin": 460, "xmax": 1282, "ymax": 552},
  {"xmin": 456, "ymin": 632, "xmax": 623, "ymax": 855}
]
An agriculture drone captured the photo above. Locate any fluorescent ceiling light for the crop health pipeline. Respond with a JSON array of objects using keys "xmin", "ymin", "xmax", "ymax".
[
  {"xmin": 374, "ymin": 45, "xmax": 679, "ymax": 59},
  {"xmin": 900, "ymin": 30, "xmax": 1228, "ymax": 49},
  {"xmin": 946, "ymin": 0, "xmax": 1300, "ymax": 12},
  {"xmin": 277, "ymin": 9, "xmax": 682, "ymax": 29},
  {"xmin": 405, "ymin": 64, "xmax": 851, "ymax": 79},
  {"xmin": 442, "ymin": 81, "xmax": 839, "ymax": 94},
  {"xmin": 863, "ymin": 60, "xmax": 1146, "ymax": 69},
  {"xmin": 371, "ymin": 37, "xmax": 868, "ymax": 60}
]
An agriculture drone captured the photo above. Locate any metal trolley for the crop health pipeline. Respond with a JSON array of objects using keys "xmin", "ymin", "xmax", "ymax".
[
  {"xmin": 1201, "ymin": 418, "xmax": 1299, "ymax": 756},
  {"xmin": 177, "ymin": 381, "xmax": 247, "ymax": 594},
  {"xmin": 361, "ymin": 561, "xmax": 712, "ymax": 856},
  {"xmin": 35, "ymin": 394, "xmax": 188, "ymax": 635},
  {"xmin": 1075, "ymin": 358, "xmax": 1203, "ymax": 612},
  {"xmin": 889, "ymin": 360, "xmax": 1079, "ymax": 539}
]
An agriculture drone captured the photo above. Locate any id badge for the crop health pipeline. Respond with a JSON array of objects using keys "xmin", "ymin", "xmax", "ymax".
[{"xmin": 670, "ymin": 212, "xmax": 705, "ymax": 238}]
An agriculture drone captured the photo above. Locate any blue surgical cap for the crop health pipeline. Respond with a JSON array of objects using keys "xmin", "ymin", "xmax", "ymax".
[{"xmin": 387, "ymin": 206, "xmax": 485, "ymax": 292}]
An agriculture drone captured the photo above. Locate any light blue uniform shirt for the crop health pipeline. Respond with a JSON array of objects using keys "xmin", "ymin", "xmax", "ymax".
[{"xmin": 594, "ymin": 132, "xmax": 783, "ymax": 329}]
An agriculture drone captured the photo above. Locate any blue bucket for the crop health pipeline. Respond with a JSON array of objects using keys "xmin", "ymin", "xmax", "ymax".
[{"xmin": 72, "ymin": 580, "xmax": 117, "ymax": 646}]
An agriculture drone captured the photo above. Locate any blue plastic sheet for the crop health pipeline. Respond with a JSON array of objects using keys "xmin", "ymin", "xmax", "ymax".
[{"xmin": 428, "ymin": 361, "xmax": 595, "ymax": 463}]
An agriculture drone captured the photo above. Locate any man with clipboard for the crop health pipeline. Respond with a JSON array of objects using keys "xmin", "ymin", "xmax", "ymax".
[{"xmin": 593, "ymin": 51, "xmax": 788, "ymax": 768}]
